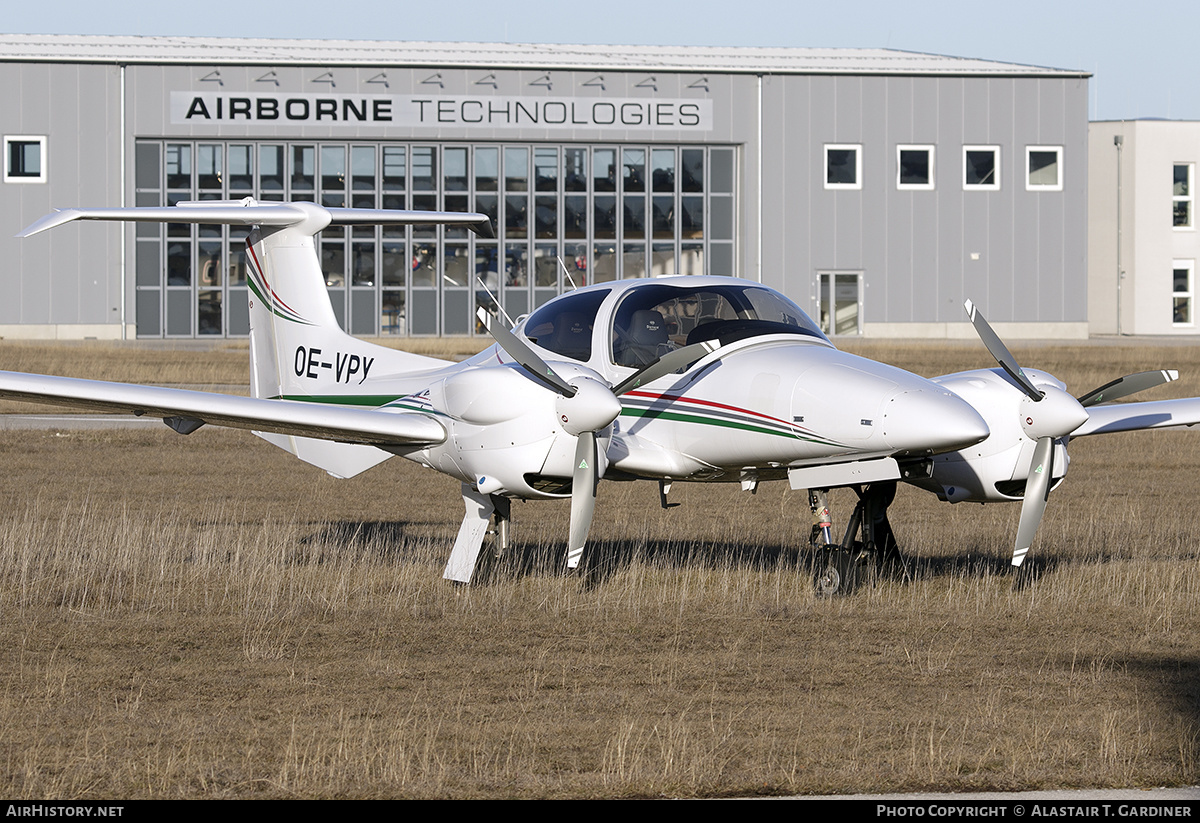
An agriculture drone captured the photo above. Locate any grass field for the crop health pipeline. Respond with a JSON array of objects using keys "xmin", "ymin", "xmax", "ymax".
[{"xmin": 0, "ymin": 339, "xmax": 1198, "ymax": 798}]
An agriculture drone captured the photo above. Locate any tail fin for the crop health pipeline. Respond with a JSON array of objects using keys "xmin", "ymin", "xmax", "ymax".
[{"xmin": 19, "ymin": 199, "xmax": 493, "ymax": 477}]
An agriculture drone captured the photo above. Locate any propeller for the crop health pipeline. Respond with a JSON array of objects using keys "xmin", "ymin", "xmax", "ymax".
[
  {"xmin": 964, "ymin": 300, "xmax": 1089, "ymax": 567},
  {"xmin": 1077, "ymin": 370, "xmax": 1178, "ymax": 408},
  {"xmin": 476, "ymin": 308, "xmax": 719, "ymax": 569}
]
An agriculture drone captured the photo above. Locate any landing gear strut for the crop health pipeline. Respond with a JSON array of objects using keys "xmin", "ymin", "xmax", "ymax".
[{"xmin": 808, "ymin": 481, "xmax": 906, "ymax": 596}]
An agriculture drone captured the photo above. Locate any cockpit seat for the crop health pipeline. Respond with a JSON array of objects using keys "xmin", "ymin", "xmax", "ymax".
[{"xmin": 616, "ymin": 309, "xmax": 674, "ymax": 367}]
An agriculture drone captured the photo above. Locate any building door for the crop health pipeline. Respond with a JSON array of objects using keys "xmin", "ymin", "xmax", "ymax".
[{"xmin": 816, "ymin": 271, "xmax": 862, "ymax": 336}]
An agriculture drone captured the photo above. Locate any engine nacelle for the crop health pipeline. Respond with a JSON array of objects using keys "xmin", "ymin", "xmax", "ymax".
[{"xmin": 910, "ymin": 368, "xmax": 1072, "ymax": 503}]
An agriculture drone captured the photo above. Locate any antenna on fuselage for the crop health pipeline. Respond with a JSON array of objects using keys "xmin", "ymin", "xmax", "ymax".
[{"xmin": 557, "ymin": 255, "xmax": 579, "ymax": 291}]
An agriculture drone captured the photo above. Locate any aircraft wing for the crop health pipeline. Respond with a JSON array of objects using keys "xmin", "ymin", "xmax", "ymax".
[
  {"xmin": 0, "ymin": 371, "xmax": 445, "ymax": 446},
  {"xmin": 1072, "ymin": 396, "xmax": 1200, "ymax": 437}
]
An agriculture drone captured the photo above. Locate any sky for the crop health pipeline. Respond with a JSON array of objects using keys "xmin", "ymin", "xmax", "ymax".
[{"xmin": 7, "ymin": 0, "xmax": 1197, "ymax": 121}]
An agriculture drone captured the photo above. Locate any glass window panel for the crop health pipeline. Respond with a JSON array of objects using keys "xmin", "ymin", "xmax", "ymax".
[
  {"xmin": 475, "ymin": 244, "xmax": 500, "ymax": 295},
  {"xmin": 1027, "ymin": 148, "xmax": 1060, "ymax": 189},
  {"xmin": 1175, "ymin": 165, "xmax": 1190, "ymax": 197},
  {"xmin": 382, "ymin": 193, "xmax": 406, "ymax": 212},
  {"xmin": 291, "ymin": 146, "xmax": 315, "ymax": 191},
  {"xmin": 351, "ymin": 146, "xmax": 376, "ymax": 190},
  {"xmin": 564, "ymin": 243, "xmax": 588, "ymax": 287},
  {"xmin": 445, "ymin": 243, "xmax": 470, "ymax": 287},
  {"xmin": 228, "ymin": 289, "xmax": 250, "ymax": 336},
  {"xmin": 320, "ymin": 145, "xmax": 346, "ymax": 191},
  {"xmin": 964, "ymin": 148, "xmax": 998, "ymax": 188},
  {"xmin": 444, "ymin": 147, "xmax": 468, "ymax": 191},
  {"xmin": 412, "ymin": 243, "xmax": 437, "ymax": 287},
  {"xmin": 198, "ymin": 290, "xmax": 222, "ymax": 335},
  {"xmin": 681, "ymin": 149, "xmax": 704, "ymax": 192},
  {"xmin": 228, "ymin": 145, "xmax": 253, "ymax": 190},
  {"xmin": 709, "ymin": 243, "xmax": 733, "ymax": 276},
  {"xmin": 351, "ymin": 241, "xmax": 375, "ymax": 286},
  {"xmin": 198, "ymin": 241, "xmax": 222, "ymax": 287},
  {"xmin": 650, "ymin": 243, "xmax": 676, "ymax": 276},
  {"xmin": 825, "ymin": 146, "xmax": 859, "ymax": 187},
  {"xmin": 623, "ymin": 149, "xmax": 646, "ymax": 193},
  {"xmin": 504, "ymin": 244, "xmax": 528, "ymax": 288},
  {"xmin": 474, "ymin": 194, "xmax": 498, "ymax": 228},
  {"xmin": 382, "ymin": 242, "xmax": 407, "ymax": 287},
  {"xmin": 382, "ymin": 290, "xmax": 405, "ymax": 335},
  {"xmin": 623, "ymin": 243, "xmax": 646, "ymax": 278},
  {"xmin": 681, "ymin": 196, "xmax": 703, "ymax": 239},
  {"xmin": 412, "ymin": 147, "xmax": 436, "ymax": 191},
  {"xmin": 564, "ymin": 196, "xmax": 587, "ymax": 239},
  {"xmin": 534, "ymin": 148, "xmax": 558, "ymax": 192},
  {"xmin": 197, "ymin": 145, "xmax": 223, "ymax": 190},
  {"xmin": 1174, "ymin": 297, "xmax": 1191, "ymax": 325},
  {"xmin": 382, "ymin": 146, "xmax": 406, "ymax": 190},
  {"xmin": 594, "ymin": 196, "xmax": 616, "ymax": 239},
  {"xmin": 593, "ymin": 243, "xmax": 618, "ymax": 283},
  {"xmin": 624, "ymin": 196, "xmax": 646, "ymax": 238},
  {"xmin": 322, "ymin": 240, "xmax": 345, "ymax": 286},
  {"xmin": 898, "ymin": 147, "xmax": 932, "ymax": 187},
  {"xmin": 1174, "ymin": 201, "xmax": 1191, "ymax": 228},
  {"xmin": 260, "ymin": 145, "xmax": 284, "ymax": 191},
  {"xmin": 652, "ymin": 149, "xmax": 675, "ymax": 193},
  {"xmin": 475, "ymin": 147, "xmax": 498, "ymax": 191},
  {"xmin": 652, "ymin": 196, "xmax": 675, "ymax": 239},
  {"xmin": 1175, "ymin": 267, "xmax": 1191, "ymax": 293},
  {"xmin": 593, "ymin": 148, "xmax": 617, "ymax": 192},
  {"xmin": 679, "ymin": 243, "xmax": 704, "ymax": 276},
  {"xmin": 505, "ymin": 195, "xmax": 528, "ymax": 236},
  {"xmin": 166, "ymin": 144, "xmax": 191, "ymax": 189},
  {"xmin": 504, "ymin": 147, "xmax": 528, "ymax": 192},
  {"xmin": 534, "ymin": 245, "xmax": 559, "ymax": 288},
  {"xmin": 1174, "ymin": 165, "xmax": 1193, "ymax": 227},
  {"xmin": 535, "ymin": 196, "xmax": 557, "ymax": 239},
  {"xmin": 167, "ymin": 241, "xmax": 191, "ymax": 285},
  {"xmin": 564, "ymin": 148, "xmax": 587, "ymax": 192}
]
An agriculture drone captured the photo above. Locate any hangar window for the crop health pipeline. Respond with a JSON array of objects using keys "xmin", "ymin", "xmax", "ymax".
[
  {"xmin": 4, "ymin": 136, "xmax": 46, "ymax": 183},
  {"xmin": 1174, "ymin": 164, "xmax": 1193, "ymax": 228},
  {"xmin": 1173, "ymin": 261, "xmax": 1193, "ymax": 326},
  {"xmin": 897, "ymin": 145, "xmax": 934, "ymax": 190},
  {"xmin": 963, "ymin": 146, "xmax": 1000, "ymax": 190},
  {"xmin": 825, "ymin": 145, "xmax": 861, "ymax": 190},
  {"xmin": 1026, "ymin": 146, "xmax": 1062, "ymax": 191}
]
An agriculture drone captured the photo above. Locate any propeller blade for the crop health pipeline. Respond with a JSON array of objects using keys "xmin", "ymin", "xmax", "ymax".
[
  {"xmin": 1012, "ymin": 435, "xmax": 1055, "ymax": 567},
  {"xmin": 963, "ymin": 300, "xmax": 1042, "ymax": 402},
  {"xmin": 567, "ymin": 430, "xmax": 599, "ymax": 569},
  {"xmin": 1077, "ymin": 369, "xmax": 1179, "ymax": 407},
  {"xmin": 611, "ymin": 340, "xmax": 721, "ymax": 395},
  {"xmin": 476, "ymin": 308, "xmax": 577, "ymax": 398}
]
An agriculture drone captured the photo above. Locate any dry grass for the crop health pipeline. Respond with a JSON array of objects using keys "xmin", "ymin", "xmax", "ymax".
[{"xmin": 0, "ymin": 341, "xmax": 1198, "ymax": 798}]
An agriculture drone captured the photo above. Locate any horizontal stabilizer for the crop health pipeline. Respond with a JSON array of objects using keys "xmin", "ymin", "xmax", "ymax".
[
  {"xmin": 0, "ymin": 371, "xmax": 445, "ymax": 447},
  {"xmin": 17, "ymin": 200, "xmax": 492, "ymax": 238}
]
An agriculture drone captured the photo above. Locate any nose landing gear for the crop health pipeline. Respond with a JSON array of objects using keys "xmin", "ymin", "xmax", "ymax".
[{"xmin": 808, "ymin": 481, "xmax": 906, "ymax": 596}]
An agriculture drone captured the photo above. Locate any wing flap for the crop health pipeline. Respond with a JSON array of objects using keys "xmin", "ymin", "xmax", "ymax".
[{"xmin": 0, "ymin": 371, "xmax": 445, "ymax": 446}]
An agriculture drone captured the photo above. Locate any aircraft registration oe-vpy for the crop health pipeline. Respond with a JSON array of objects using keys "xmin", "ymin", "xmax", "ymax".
[{"xmin": 6, "ymin": 200, "xmax": 1200, "ymax": 594}]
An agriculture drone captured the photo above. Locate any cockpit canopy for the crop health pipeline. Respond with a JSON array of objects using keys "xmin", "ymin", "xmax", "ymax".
[{"xmin": 522, "ymin": 281, "xmax": 829, "ymax": 367}]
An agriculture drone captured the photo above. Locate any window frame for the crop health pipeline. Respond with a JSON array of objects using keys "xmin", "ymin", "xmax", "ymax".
[
  {"xmin": 1174, "ymin": 163, "xmax": 1194, "ymax": 230},
  {"xmin": 962, "ymin": 145, "xmax": 1000, "ymax": 191},
  {"xmin": 1025, "ymin": 145, "xmax": 1063, "ymax": 192},
  {"xmin": 4, "ymin": 135, "xmax": 47, "ymax": 183},
  {"xmin": 896, "ymin": 144, "xmax": 935, "ymax": 191},
  {"xmin": 1173, "ymin": 259, "xmax": 1194, "ymax": 327},
  {"xmin": 824, "ymin": 144, "xmax": 862, "ymax": 191}
]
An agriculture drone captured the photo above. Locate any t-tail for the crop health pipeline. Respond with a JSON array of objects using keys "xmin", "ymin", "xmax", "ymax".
[{"xmin": 18, "ymin": 199, "xmax": 493, "ymax": 477}]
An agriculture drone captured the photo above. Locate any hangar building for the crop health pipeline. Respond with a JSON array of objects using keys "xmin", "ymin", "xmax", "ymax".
[{"xmin": 0, "ymin": 35, "xmax": 1089, "ymax": 340}]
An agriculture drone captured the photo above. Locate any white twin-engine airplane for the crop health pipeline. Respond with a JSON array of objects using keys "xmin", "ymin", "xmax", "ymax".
[{"xmin": 7, "ymin": 200, "xmax": 1200, "ymax": 594}]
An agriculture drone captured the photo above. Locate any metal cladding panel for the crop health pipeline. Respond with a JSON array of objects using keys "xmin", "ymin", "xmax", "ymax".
[{"xmin": 0, "ymin": 61, "xmax": 123, "ymax": 327}]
